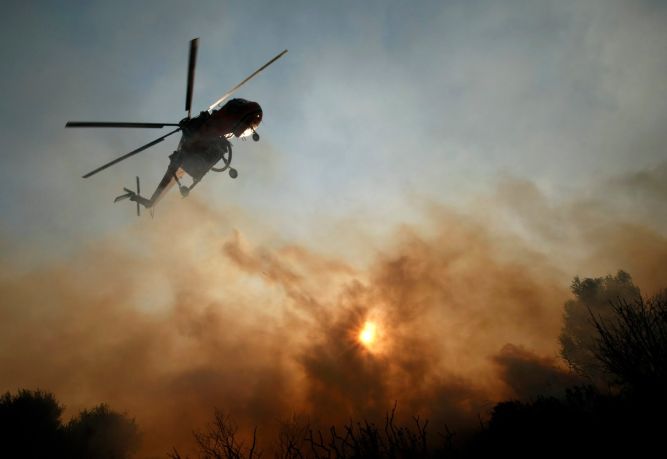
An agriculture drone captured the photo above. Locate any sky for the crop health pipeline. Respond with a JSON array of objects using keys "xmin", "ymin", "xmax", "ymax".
[{"xmin": 1, "ymin": 0, "xmax": 667, "ymax": 457}]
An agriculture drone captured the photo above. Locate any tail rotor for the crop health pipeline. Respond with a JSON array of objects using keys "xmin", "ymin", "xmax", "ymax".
[
  {"xmin": 136, "ymin": 176, "xmax": 141, "ymax": 216},
  {"xmin": 113, "ymin": 176, "xmax": 144, "ymax": 217}
]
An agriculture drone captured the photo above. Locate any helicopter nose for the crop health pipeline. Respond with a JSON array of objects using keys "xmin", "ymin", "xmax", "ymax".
[{"xmin": 252, "ymin": 104, "xmax": 263, "ymax": 128}]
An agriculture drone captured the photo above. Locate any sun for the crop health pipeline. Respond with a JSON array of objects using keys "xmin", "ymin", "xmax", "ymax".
[{"xmin": 358, "ymin": 321, "xmax": 377, "ymax": 348}]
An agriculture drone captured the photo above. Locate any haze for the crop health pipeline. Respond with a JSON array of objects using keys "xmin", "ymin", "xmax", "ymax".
[{"xmin": 1, "ymin": 1, "xmax": 666, "ymax": 457}]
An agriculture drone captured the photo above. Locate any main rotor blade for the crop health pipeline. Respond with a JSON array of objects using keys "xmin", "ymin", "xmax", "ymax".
[
  {"xmin": 66, "ymin": 122, "xmax": 180, "ymax": 128},
  {"xmin": 82, "ymin": 127, "xmax": 181, "ymax": 178},
  {"xmin": 185, "ymin": 38, "xmax": 199, "ymax": 118},
  {"xmin": 208, "ymin": 49, "xmax": 288, "ymax": 112}
]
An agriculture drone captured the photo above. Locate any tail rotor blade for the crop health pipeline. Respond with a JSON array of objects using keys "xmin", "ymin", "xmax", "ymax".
[
  {"xmin": 136, "ymin": 176, "xmax": 141, "ymax": 217},
  {"xmin": 208, "ymin": 49, "xmax": 287, "ymax": 112},
  {"xmin": 82, "ymin": 127, "xmax": 181, "ymax": 178},
  {"xmin": 185, "ymin": 38, "xmax": 199, "ymax": 118}
]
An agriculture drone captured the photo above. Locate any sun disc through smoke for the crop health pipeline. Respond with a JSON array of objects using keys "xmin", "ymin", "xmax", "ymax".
[{"xmin": 359, "ymin": 321, "xmax": 377, "ymax": 348}]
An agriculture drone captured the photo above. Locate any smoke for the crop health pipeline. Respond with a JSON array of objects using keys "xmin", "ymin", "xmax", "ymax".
[{"xmin": 1, "ymin": 167, "xmax": 666, "ymax": 457}]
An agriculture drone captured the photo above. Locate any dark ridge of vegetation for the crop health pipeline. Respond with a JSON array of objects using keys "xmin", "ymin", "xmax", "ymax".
[
  {"xmin": 469, "ymin": 386, "xmax": 663, "ymax": 458},
  {"xmin": 169, "ymin": 404, "xmax": 457, "ymax": 459},
  {"xmin": 170, "ymin": 385, "xmax": 665, "ymax": 459},
  {"xmin": 0, "ymin": 389, "xmax": 139, "ymax": 459}
]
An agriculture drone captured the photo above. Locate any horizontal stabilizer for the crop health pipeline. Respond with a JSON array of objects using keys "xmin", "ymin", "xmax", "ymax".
[{"xmin": 114, "ymin": 192, "xmax": 133, "ymax": 203}]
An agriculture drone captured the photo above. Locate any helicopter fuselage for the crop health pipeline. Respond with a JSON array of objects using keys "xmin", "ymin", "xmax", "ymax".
[
  {"xmin": 172, "ymin": 98, "xmax": 262, "ymax": 181},
  {"xmin": 180, "ymin": 98, "xmax": 263, "ymax": 143}
]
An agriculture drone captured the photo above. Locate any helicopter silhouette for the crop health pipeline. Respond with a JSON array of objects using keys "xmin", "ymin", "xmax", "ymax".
[{"xmin": 66, "ymin": 38, "xmax": 287, "ymax": 215}]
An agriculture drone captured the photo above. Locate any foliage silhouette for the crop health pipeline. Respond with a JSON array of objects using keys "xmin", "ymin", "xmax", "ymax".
[
  {"xmin": 0, "ymin": 389, "xmax": 65, "ymax": 458},
  {"xmin": 170, "ymin": 404, "xmax": 455, "ymax": 459},
  {"xmin": 477, "ymin": 273, "xmax": 667, "ymax": 458},
  {"xmin": 590, "ymin": 292, "xmax": 667, "ymax": 400},
  {"xmin": 559, "ymin": 270, "xmax": 640, "ymax": 381},
  {"xmin": 66, "ymin": 403, "xmax": 141, "ymax": 459},
  {"xmin": 168, "ymin": 410, "xmax": 259, "ymax": 459},
  {"xmin": 0, "ymin": 389, "xmax": 139, "ymax": 459},
  {"xmin": 470, "ymin": 385, "xmax": 661, "ymax": 458}
]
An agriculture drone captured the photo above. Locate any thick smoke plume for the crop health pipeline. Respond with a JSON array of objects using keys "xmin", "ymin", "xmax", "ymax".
[{"xmin": 2, "ymin": 169, "xmax": 666, "ymax": 457}]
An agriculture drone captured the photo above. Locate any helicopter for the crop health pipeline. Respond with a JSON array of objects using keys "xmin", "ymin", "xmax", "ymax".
[{"xmin": 66, "ymin": 38, "xmax": 287, "ymax": 215}]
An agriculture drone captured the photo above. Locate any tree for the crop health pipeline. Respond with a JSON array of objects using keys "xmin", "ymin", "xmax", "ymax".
[
  {"xmin": 0, "ymin": 389, "xmax": 140, "ymax": 459},
  {"xmin": 0, "ymin": 389, "xmax": 65, "ymax": 458},
  {"xmin": 66, "ymin": 403, "xmax": 141, "ymax": 459},
  {"xmin": 559, "ymin": 270, "xmax": 640, "ymax": 381},
  {"xmin": 473, "ymin": 386, "xmax": 656, "ymax": 458},
  {"xmin": 170, "ymin": 410, "xmax": 259, "ymax": 459},
  {"xmin": 590, "ymin": 293, "xmax": 667, "ymax": 399}
]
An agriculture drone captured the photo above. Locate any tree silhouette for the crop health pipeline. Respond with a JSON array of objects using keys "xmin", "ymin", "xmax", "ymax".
[
  {"xmin": 171, "ymin": 405, "xmax": 453, "ymax": 459},
  {"xmin": 0, "ymin": 389, "xmax": 65, "ymax": 458},
  {"xmin": 0, "ymin": 389, "xmax": 140, "ymax": 459},
  {"xmin": 169, "ymin": 410, "xmax": 259, "ymax": 459},
  {"xmin": 303, "ymin": 410, "xmax": 438, "ymax": 459},
  {"xmin": 590, "ymin": 292, "xmax": 667, "ymax": 399},
  {"xmin": 471, "ymin": 386, "xmax": 652, "ymax": 458},
  {"xmin": 477, "ymin": 273, "xmax": 667, "ymax": 458},
  {"xmin": 66, "ymin": 403, "xmax": 140, "ymax": 459},
  {"xmin": 559, "ymin": 270, "xmax": 640, "ymax": 382}
]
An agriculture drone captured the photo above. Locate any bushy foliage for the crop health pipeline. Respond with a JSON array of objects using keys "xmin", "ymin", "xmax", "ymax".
[
  {"xmin": 0, "ymin": 389, "xmax": 139, "ymax": 459},
  {"xmin": 0, "ymin": 389, "xmax": 65, "ymax": 458},
  {"xmin": 66, "ymin": 403, "xmax": 141, "ymax": 459},
  {"xmin": 591, "ymin": 293, "xmax": 667, "ymax": 399},
  {"xmin": 559, "ymin": 270, "xmax": 640, "ymax": 380},
  {"xmin": 472, "ymin": 385, "xmax": 662, "ymax": 458}
]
